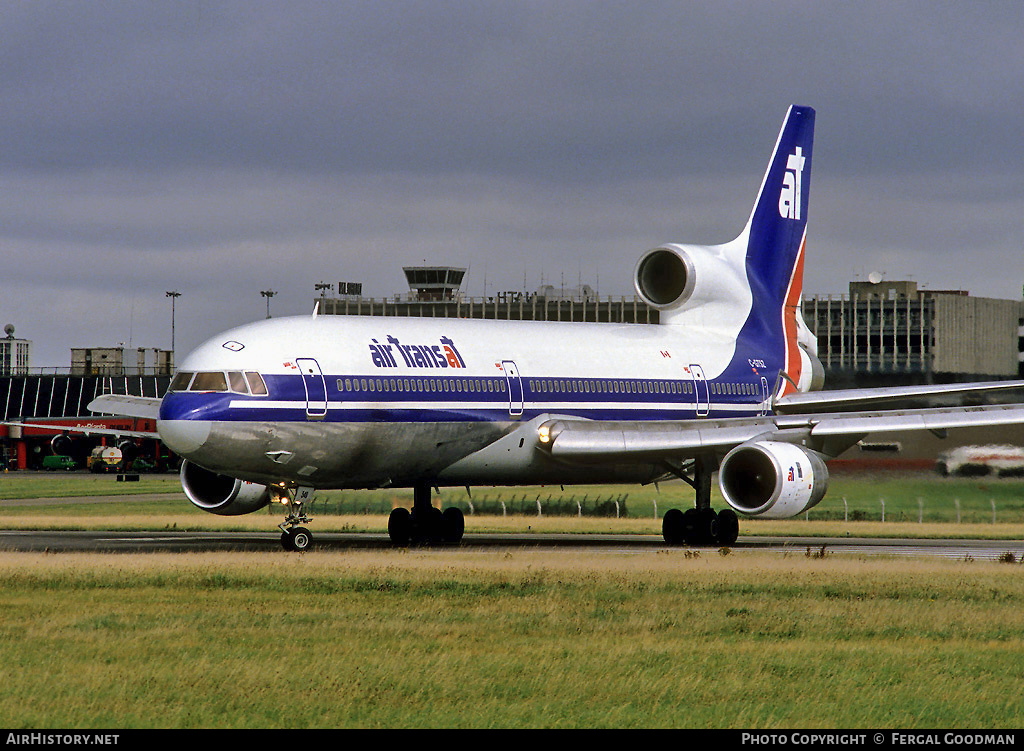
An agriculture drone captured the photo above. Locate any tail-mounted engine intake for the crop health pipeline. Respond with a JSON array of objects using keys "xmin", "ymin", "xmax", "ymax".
[
  {"xmin": 180, "ymin": 460, "xmax": 272, "ymax": 516},
  {"xmin": 633, "ymin": 243, "xmax": 748, "ymax": 321},
  {"xmin": 634, "ymin": 246, "xmax": 697, "ymax": 310},
  {"xmin": 718, "ymin": 440, "xmax": 828, "ymax": 519}
]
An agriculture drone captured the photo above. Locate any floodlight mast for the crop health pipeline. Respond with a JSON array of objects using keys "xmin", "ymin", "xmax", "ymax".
[
  {"xmin": 261, "ymin": 289, "xmax": 277, "ymax": 319},
  {"xmin": 165, "ymin": 291, "xmax": 181, "ymax": 368}
]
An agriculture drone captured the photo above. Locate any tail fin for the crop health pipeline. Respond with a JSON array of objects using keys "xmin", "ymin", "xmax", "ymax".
[
  {"xmin": 632, "ymin": 105, "xmax": 817, "ymax": 394},
  {"xmin": 742, "ymin": 105, "xmax": 814, "ymax": 310},
  {"xmin": 739, "ymin": 105, "xmax": 817, "ymax": 396}
]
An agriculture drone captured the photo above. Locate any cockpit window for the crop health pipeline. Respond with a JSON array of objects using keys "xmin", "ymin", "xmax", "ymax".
[
  {"xmin": 245, "ymin": 371, "xmax": 269, "ymax": 396},
  {"xmin": 190, "ymin": 372, "xmax": 228, "ymax": 392},
  {"xmin": 171, "ymin": 370, "xmax": 267, "ymax": 395},
  {"xmin": 169, "ymin": 372, "xmax": 194, "ymax": 392},
  {"xmin": 228, "ymin": 371, "xmax": 247, "ymax": 393}
]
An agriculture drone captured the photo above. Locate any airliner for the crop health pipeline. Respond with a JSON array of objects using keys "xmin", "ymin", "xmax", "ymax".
[{"xmin": 81, "ymin": 105, "xmax": 1024, "ymax": 550}]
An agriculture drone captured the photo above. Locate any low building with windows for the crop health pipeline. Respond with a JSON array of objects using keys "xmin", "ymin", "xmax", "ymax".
[{"xmin": 803, "ymin": 279, "xmax": 1024, "ymax": 388}]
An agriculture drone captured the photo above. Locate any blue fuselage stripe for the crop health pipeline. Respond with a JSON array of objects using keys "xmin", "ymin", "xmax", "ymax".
[{"xmin": 159, "ymin": 372, "xmax": 769, "ymax": 423}]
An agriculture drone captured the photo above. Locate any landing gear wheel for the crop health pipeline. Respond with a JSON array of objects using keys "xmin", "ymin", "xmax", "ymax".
[
  {"xmin": 662, "ymin": 508, "xmax": 685, "ymax": 545},
  {"xmin": 281, "ymin": 526, "xmax": 312, "ymax": 551},
  {"xmin": 441, "ymin": 507, "xmax": 465, "ymax": 544},
  {"xmin": 681, "ymin": 508, "xmax": 720, "ymax": 546},
  {"xmin": 716, "ymin": 509, "xmax": 739, "ymax": 546},
  {"xmin": 410, "ymin": 506, "xmax": 443, "ymax": 545},
  {"xmin": 662, "ymin": 508, "xmax": 739, "ymax": 547},
  {"xmin": 388, "ymin": 507, "xmax": 412, "ymax": 546},
  {"xmin": 290, "ymin": 527, "xmax": 312, "ymax": 551}
]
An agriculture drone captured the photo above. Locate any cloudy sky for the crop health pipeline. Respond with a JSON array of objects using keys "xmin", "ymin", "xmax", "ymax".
[{"xmin": 3, "ymin": 1, "xmax": 1022, "ymax": 367}]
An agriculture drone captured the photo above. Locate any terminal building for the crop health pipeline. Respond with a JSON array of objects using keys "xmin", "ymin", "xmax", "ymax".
[{"xmin": 803, "ymin": 278, "xmax": 1024, "ymax": 387}]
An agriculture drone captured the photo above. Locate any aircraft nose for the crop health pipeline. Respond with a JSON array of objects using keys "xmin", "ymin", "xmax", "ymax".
[{"xmin": 157, "ymin": 419, "xmax": 212, "ymax": 457}]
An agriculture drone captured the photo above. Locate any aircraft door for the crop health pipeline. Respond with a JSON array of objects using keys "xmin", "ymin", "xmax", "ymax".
[
  {"xmin": 296, "ymin": 358, "xmax": 327, "ymax": 419},
  {"xmin": 690, "ymin": 364, "xmax": 710, "ymax": 417},
  {"xmin": 760, "ymin": 376, "xmax": 770, "ymax": 416},
  {"xmin": 501, "ymin": 360, "xmax": 524, "ymax": 418}
]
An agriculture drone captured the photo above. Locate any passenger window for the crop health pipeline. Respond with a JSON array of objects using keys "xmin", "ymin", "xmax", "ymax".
[
  {"xmin": 245, "ymin": 372, "xmax": 268, "ymax": 396},
  {"xmin": 170, "ymin": 371, "xmax": 194, "ymax": 392},
  {"xmin": 191, "ymin": 372, "xmax": 228, "ymax": 392}
]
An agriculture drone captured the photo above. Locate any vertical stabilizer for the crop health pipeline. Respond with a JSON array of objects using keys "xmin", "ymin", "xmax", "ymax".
[{"xmin": 737, "ymin": 105, "xmax": 816, "ymax": 395}]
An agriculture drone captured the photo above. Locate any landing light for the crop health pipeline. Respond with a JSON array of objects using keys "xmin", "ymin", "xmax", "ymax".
[{"xmin": 538, "ymin": 424, "xmax": 552, "ymax": 444}]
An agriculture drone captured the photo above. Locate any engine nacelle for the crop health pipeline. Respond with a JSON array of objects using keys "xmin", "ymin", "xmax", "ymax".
[
  {"xmin": 633, "ymin": 243, "xmax": 748, "ymax": 324},
  {"xmin": 718, "ymin": 440, "xmax": 829, "ymax": 519},
  {"xmin": 50, "ymin": 434, "xmax": 73, "ymax": 456},
  {"xmin": 180, "ymin": 460, "xmax": 271, "ymax": 516},
  {"xmin": 634, "ymin": 246, "xmax": 697, "ymax": 310},
  {"xmin": 117, "ymin": 440, "xmax": 139, "ymax": 464}
]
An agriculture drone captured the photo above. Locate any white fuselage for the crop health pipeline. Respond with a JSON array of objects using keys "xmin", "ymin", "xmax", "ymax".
[{"xmin": 157, "ymin": 313, "xmax": 776, "ymax": 489}]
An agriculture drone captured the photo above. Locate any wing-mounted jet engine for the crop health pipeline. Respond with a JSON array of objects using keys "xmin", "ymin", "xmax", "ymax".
[
  {"xmin": 180, "ymin": 460, "xmax": 273, "ymax": 516},
  {"xmin": 718, "ymin": 440, "xmax": 829, "ymax": 519}
]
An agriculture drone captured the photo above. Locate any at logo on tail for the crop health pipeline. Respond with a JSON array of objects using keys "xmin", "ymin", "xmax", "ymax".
[{"xmin": 778, "ymin": 146, "xmax": 806, "ymax": 220}]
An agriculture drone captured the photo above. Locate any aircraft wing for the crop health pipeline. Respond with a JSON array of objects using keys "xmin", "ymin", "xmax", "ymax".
[
  {"xmin": 773, "ymin": 379, "xmax": 1024, "ymax": 413},
  {"xmin": 2, "ymin": 420, "xmax": 159, "ymax": 440},
  {"xmin": 1, "ymin": 395, "xmax": 163, "ymax": 440},
  {"xmin": 539, "ymin": 402, "xmax": 1024, "ymax": 462},
  {"xmin": 87, "ymin": 394, "xmax": 163, "ymax": 421}
]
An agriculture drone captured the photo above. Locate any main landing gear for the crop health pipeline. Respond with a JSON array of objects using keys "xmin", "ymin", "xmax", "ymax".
[
  {"xmin": 387, "ymin": 483, "xmax": 465, "ymax": 546},
  {"xmin": 660, "ymin": 455, "xmax": 740, "ymax": 547}
]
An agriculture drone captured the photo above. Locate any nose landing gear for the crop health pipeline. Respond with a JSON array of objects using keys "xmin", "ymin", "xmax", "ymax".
[{"xmin": 279, "ymin": 486, "xmax": 314, "ymax": 551}]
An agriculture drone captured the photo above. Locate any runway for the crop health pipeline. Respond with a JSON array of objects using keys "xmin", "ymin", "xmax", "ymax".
[{"xmin": 1, "ymin": 528, "xmax": 1022, "ymax": 560}]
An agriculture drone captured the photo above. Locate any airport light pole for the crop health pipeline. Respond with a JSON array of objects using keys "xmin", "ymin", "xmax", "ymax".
[
  {"xmin": 165, "ymin": 291, "xmax": 181, "ymax": 369},
  {"xmin": 261, "ymin": 289, "xmax": 277, "ymax": 319}
]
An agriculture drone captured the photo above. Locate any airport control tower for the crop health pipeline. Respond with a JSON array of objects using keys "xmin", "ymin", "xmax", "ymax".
[{"xmin": 402, "ymin": 266, "xmax": 466, "ymax": 301}]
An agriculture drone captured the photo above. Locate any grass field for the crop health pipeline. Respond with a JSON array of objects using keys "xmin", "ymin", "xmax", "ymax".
[
  {"xmin": 1, "ymin": 550, "xmax": 1023, "ymax": 728},
  {"xmin": 2, "ymin": 470, "xmax": 1024, "ymax": 728}
]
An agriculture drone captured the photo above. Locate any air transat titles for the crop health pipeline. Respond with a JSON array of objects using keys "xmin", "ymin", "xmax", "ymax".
[{"xmin": 368, "ymin": 335, "xmax": 467, "ymax": 370}]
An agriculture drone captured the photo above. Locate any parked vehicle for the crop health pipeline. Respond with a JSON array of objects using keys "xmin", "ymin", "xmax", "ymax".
[
  {"xmin": 41, "ymin": 455, "xmax": 77, "ymax": 471},
  {"xmin": 936, "ymin": 445, "xmax": 1024, "ymax": 477},
  {"xmin": 87, "ymin": 446, "xmax": 123, "ymax": 473}
]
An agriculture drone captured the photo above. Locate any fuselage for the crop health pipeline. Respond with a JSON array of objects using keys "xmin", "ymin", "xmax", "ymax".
[{"xmin": 157, "ymin": 313, "xmax": 780, "ymax": 489}]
